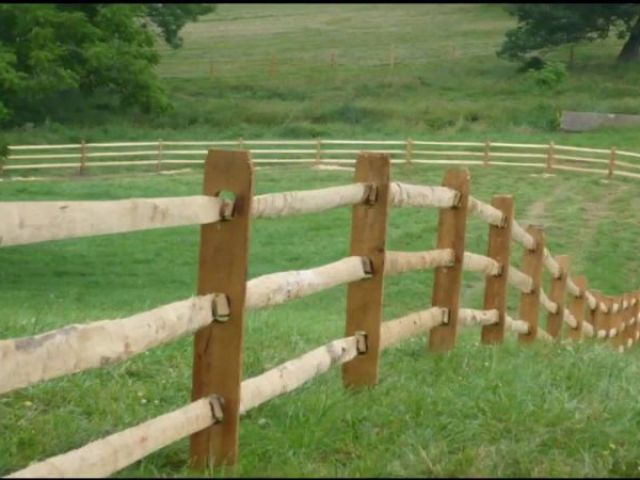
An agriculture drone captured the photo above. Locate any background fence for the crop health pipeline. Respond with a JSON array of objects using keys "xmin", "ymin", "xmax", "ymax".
[
  {"xmin": 1, "ymin": 150, "xmax": 639, "ymax": 477},
  {"xmin": 4, "ymin": 139, "xmax": 640, "ymax": 180}
]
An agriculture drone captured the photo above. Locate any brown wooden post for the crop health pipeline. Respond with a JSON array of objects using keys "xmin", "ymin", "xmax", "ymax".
[
  {"xmin": 343, "ymin": 152, "xmax": 390, "ymax": 387},
  {"xmin": 608, "ymin": 146, "xmax": 616, "ymax": 178},
  {"xmin": 546, "ymin": 141, "xmax": 555, "ymax": 171},
  {"xmin": 315, "ymin": 139, "xmax": 322, "ymax": 165},
  {"xmin": 518, "ymin": 226, "xmax": 545, "ymax": 344},
  {"xmin": 481, "ymin": 195, "xmax": 513, "ymax": 345},
  {"xmin": 591, "ymin": 290, "xmax": 606, "ymax": 338},
  {"xmin": 79, "ymin": 140, "xmax": 87, "ymax": 175},
  {"xmin": 405, "ymin": 138, "xmax": 413, "ymax": 165},
  {"xmin": 611, "ymin": 296, "xmax": 624, "ymax": 351},
  {"xmin": 546, "ymin": 255, "xmax": 569, "ymax": 339},
  {"xmin": 156, "ymin": 139, "xmax": 163, "ymax": 173},
  {"xmin": 190, "ymin": 150, "xmax": 253, "ymax": 469},
  {"xmin": 567, "ymin": 276, "xmax": 586, "ymax": 341},
  {"xmin": 483, "ymin": 140, "xmax": 491, "ymax": 167},
  {"xmin": 428, "ymin": 169, "xmax": 470, "ymax": 353},
  {"xmin": 617, "ymin": 295, "xmax": 631, "ymax": 351}
]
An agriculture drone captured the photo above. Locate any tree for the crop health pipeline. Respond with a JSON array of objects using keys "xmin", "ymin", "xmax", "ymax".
[
  {"xmin": 0, "ymin": 4, "xmax": 215, "ymax": 123},
  {"xmin": 497, "ymin": 4, "xmax": 640, "ymax": 65}
]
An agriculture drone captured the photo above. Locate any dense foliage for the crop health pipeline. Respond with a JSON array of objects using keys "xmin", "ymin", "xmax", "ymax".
[
  {"xmin": 0, "ymin": 4, "xmax": 214, "ymax": 124},
  {"xmin": 498, "ymin": 4, "xmax": 640, "ymax": 64}
]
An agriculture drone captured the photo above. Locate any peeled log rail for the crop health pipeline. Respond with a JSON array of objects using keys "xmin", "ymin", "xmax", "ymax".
[
  {"xmin": 507, "ymin": 266, "xmax": 534, "ymax": 293},
  {"xmin": 6, "ymin": 397, "xmax": 217, "ymax": 478},
  {"xmin": 539, "ymin": 290, "xmax": 559, "ymax": 315},
  {"xmin": 251, "ymin": 183, "xmax": 368, "ymax": 219},
  {"xmin": 0, "ymin": 196, "xmax": 223, "ymax": 248},
  {"xmin": 567, "ymin": 277, "xmax": 582, "ymax": 298},
  {"xmin": 511, "ymin": 220, "xmax": 536, "ymax": 250},
  {"xmin": 468, "ymin": 196, "xmax": 506, "ymax": 226},
  {"xmin": 379, "ymin": 308, "xmax": 447, "ymax": 350},
  {"xmin": 244, "ymin": 256, "xmax": 367, "ymax": 311},
  {"xmin": 384, "ymin": 249, "xmax": 454, "ymax": 276},
  {"xmin": 543, "ymin": 248, "xmax": 562, "ymax": 279},
  {"xmin": 389, "ymin": 182, "xmax": 460, "ymax": 209},
  {"xmin": 463, "ymin": 252, "xmax": 502, "ymax": 276},
  {"xmin": 459, "ymin": 309, "xmax": 499, "ymax": 327},
  {"xmin": 0, "ymin": 296, "xmax": 214, "ymax": 396},
  {"xmin": 239, "ymin": 336, "xmax": 359, "ymax": 414},
  {"xmin": 505, "ymin": 315, "xmax": 530, "ymax": 335}
]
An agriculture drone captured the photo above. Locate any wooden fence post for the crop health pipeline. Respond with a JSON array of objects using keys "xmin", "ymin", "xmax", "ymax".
[
  {"xmin": 343, "ymin": 152, "xmax": 390, "ymax": 387},
  {"xmin": 405, "ymin": 138, "xmax": 413, "ymax": 165},
  {"xmin": 546, "ymin": 255, "xmax": 569, "ymax": 339},
  {"xmin": 518, "ymin": 226, "xmax": 545, "ymax": 344},
  {"xmin": 481, "ymin": 195, "xmax": 513, "ymax": 345},
  {"xmin": 156, "ymin": 139, "xmax": 163, "ymax": 173},
  {"xmin": 608, "ymin": 146, "xmax": 616, "ymax": 178},
  {"xmin": 238, "ymin": 137, "xmax": 244, "ymax": 150},
  {"xmin": 591, "ymin": 290, "xmax": 605, "ymax": 338},
  {"xmin": 611, "ymin": 296, "xmax": 624, "ymax": 352},
  {"xmin": 483, "ymin": 140, "xmax": 491, "ymax": 167},
  {"xmin": 546, "ymin": 141, "xmax": 555, "ymax": 171},
  {"xmin": 567, "ymin": 276, "xmax": 586, "ymax": 341},
  {"xmin": 428, "ymin": 169, "xmax": 470, "ymax": 353},
  {"xmin": 633, "ymin": 292, "xmax": 640, "ymax": 348},
  {"xmin": 190, "ymin": 150, "xmax": 253, "ymax": 469},
  {"xmin": 618, "ymin": 294, "xmax": 631, "ymax": 351},
  {"xmin": 79, "ymin": 140, "xmax": 87, "ymax": 175},
  {"xmin": 315, "ymin": 139, "xmax": 322, "ymax": 165}
]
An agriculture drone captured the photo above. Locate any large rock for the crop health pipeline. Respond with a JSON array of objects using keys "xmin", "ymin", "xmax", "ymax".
[{"xmin": 561, "ymin": 111, "xmax": 640, "ymax": 132}]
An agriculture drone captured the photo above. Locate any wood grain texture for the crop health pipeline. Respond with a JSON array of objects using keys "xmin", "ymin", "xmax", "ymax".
[
  {"xmin": 517, "ymin": 226, "xmax": 545, "ymax": 344},
  {"xmin": 545, "ymin": 255, "xmax": 569, "ymax": 338},
  {"xmin": 428, "ymin": 169, "xmax": 470, "ymax": 353},
  {"xmin": 190, "ymin": 150, "xmax": 253, "ymax": 468},
  {"xmin": 567, "ymin": 276, "xmax": 586, "ymax": 341},
  {"xmin": 342, "ymin": 152, "xmax": 390, "ymax": 387},
  {"xmin": 481, "ymin": 195, "xmax": 513, "ymax": 344}
]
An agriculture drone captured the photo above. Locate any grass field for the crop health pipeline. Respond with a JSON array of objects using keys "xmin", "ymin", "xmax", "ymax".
[
  {"xmin": 3, "ymin": 3, "xmax": 640, "ymax": 478},
  {"xmin": 2, "ymin": 164, "xmax": 640, "ymax": 477},
  {"xmin": 3, "ymin": 3, "xmax": 640, "ymax": 151}
]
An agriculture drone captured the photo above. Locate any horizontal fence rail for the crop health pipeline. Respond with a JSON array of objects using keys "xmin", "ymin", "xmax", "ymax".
[
  {"xmin": 3, "ymin": 139, "xmax": 640, "ymax": 181},
  {"xmin": 2, "ymin": 149, "xmax": 639, "ymax": 478}
]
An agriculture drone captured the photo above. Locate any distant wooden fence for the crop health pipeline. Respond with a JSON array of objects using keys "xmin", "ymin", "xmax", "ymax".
[
  {"xmin": 4, "ymin": 139, "xmax": 640, "ymax": 180},
  {"xmin": 2, "ymin": 150, "xmax": 639, "ymax": 477}
]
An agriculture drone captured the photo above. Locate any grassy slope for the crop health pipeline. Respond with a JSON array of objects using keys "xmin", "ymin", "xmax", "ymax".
[
  {"xmin": 3, "ymin": 4, "xmax": 640, "ymax": 150},
  {"xmin": 1, "ymin": 165, "xmax": 640, "ymax": 477}
]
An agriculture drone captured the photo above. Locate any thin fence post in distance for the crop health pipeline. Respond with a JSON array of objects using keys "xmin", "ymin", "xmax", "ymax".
[
  {"xmin": 190, "ymin": 150, "xmax": 253, "ymax": 469},
  {"xmin": 546, "ymin": 255, "xmax": 569, "ymax": 339},
  {"xmin": 156, "ymin": 139, "xmax": 163, "ymax": 173},
  {"xmin": 483, "ymin": 140, "xmax": 491, "ymax": 167},
  {"xmin": 79, "ymin": 140, "xmax": 87, "ymax": 175},
  {"xmin": 481, "ymin": 195, "xmax": 513, "ymax": 345},
  {"xmin": 567, "ymin": 276, "xmax": 586, "ymax": 341},
  {"xmin": 428, "ymin": 168, "xmax": 470, "ymax": 353},
  {"xmin": 342, "ymin": 152, "xmax": 391, "ymax": 387},
  {"xmin": 546, "ymin": 141, "xmax": 555, "ymax": 171},
  {"xmin": 405, "ymin": 138, "xmax": 413, "ymax": 165},
  {"xmin": 518, "ymin": 226, "xmax": 545, "ymax": 344},
  {"xmin": 608, "ymin": 146, "xmax": 616, "ymax": 178}
]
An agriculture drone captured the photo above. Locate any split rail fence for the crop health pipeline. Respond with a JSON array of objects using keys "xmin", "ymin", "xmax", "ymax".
[
  {"xmin": 4, "ymin": 138, "xmax": 640, "ymax": 181},
  {"xmin": 1, "ymin": 150, "xmax": 639, "ymax": 478}
]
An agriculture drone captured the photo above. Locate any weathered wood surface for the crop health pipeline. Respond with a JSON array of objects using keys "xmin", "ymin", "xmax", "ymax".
[
  {"xmin": 0, "ymin": 196, "xmax": 223, "ymax": 247},
  {"xmin": 190, "ymin": 150, "xmax": 253, "ymax": 468},
  {"xmin": 384, "ymin": 249, "xmax": 454, "ymax": 276},
  {"xmin": 428, "ymin": 169, "xmax": 470, "ymax": 353},
  {"xmin": 0, "ymin": 296, "xmax": 214, "ymax": 395},
  {"xmin": 389, "ymin": 182, "xmax": 459, "ymax": 208},
  {"xmin": 343, "ymin": 153, "xmax": 390, "ymax": 387},
  {"xmin": 379, "ymin": 308, "xmax": 447, "ymax": 349},
  {"xmin": 518, "ymin": 226, "xmax": 545, "ymax": 344},
  {"xmin": 245, "ymin": 256, "xmax": 367, "ymax": 311}
]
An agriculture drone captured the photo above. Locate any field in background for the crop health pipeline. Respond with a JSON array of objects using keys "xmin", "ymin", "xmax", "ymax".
[
  {"xmin": 3, "ymin": 4, "xmax": 640, "ymax": 150},
  {"xmin": 2, "ymin": 165, "xmax": 640, "ymax": 477}
]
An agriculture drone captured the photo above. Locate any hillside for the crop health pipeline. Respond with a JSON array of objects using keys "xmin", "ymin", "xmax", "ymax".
[{"xmin": 2, "ymin": 4, "xmax": 640, "ymax": 149}]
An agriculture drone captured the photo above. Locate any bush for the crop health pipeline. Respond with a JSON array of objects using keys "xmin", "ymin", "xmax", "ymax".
[{"xmin": 528, "ymin": 61, "xmax": 568, "ymax": 89}]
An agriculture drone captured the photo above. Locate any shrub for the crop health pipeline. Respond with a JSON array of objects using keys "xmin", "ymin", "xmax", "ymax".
[{"xmin": 529, "ymin": 61, "xmax": 568, "ymax": 89}]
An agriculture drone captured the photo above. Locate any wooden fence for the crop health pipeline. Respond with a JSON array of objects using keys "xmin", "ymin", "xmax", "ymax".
[
  {"xmin": 4, "ymin": 139, "xmax": 640, "ymax": 181},
  {"xmin": 2, "ymin": 150, "xmax": 639, "ymax": 477}
]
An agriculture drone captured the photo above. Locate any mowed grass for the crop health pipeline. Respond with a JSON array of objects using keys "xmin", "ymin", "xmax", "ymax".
[
  {"xmin": 4, "ymin": 3, "xmax": 640, "ymax": 151},
  {"xmin": 2, "ymin": 164, "xmax": 640, "ymax": 477}
]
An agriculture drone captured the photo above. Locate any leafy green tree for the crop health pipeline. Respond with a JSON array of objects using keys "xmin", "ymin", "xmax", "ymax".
[
  {"xmin": 498, "ymin": 4, "xmax": 640, "ymax": 64},
  {"xmin": 0, "ymin": 4, "xmax": 215, "ymax": 123}
]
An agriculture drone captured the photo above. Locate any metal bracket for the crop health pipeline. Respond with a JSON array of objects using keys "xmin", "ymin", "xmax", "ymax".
[
  {"xmin": 355, "ymin": 331, "xmax": 368, "ymax": 354},
  {"xmin": 208, "ymin": 394, "xmax": 225, "ymax": 423},
  {"xmin": 212, "ymin": 293, "xmax": 231, "ymax": 322},
  {"xmin": 361, "ymin": 257, "xmax": 374, "ymax": 279},
  {"xmin": 363, "ymin": 183, "xmax": 378, "ymax": 205},
  {"xmin": 220, "ymin": 199, "xmax": 235, "ymax": 221}
]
